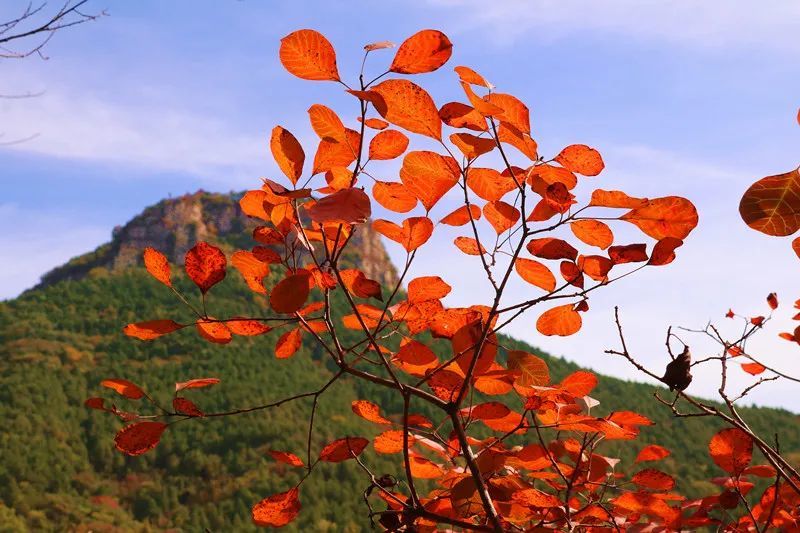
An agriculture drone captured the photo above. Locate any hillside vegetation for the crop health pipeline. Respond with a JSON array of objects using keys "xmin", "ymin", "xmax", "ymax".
[{"xmin": 2, "ymin": 193, "xmax": 799, "ymax": 532}]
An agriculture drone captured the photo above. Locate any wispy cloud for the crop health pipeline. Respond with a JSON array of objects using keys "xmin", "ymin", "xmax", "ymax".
[
  {"xmin": 1, "ymin": 74, "xmax": 269, "ymax": 186},
  {"xmin": 425, "ymin": 0, "xmax": 800, "ymax": 53}
]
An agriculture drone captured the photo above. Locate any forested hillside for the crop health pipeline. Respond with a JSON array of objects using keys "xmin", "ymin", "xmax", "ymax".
[{"xmin": 2, "ymin": 192, "xmax": 799, "ymax": 532}]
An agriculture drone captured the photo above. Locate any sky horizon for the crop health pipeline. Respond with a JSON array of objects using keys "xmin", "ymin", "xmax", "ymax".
[{"xmin": 2, "ymin": 0, "xmax": 799, "ymax": 410}]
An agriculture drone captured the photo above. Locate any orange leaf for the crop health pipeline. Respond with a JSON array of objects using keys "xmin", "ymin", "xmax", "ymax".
[
  {"xmin": 739, "ymin": 168, "xmax": 800, "ymax": 236},
  {"xmin": 514, "ymin": 258, "xmax": 556, "ymax": 292},
  {"xmin": 123, "ymin": 319, "xmax": 184, "ymax": 340},
  {"xmin": 400, "ymin": 150, "xmax": 459, "ymax": 210},
  {"xmin": 578, "ymin": 254, "xmax": 613, "ymax": 281},
  {"xmin": 454, "ymin": 236, "xmax": 486, "ymax": 255},
  {"xmin": 454, "ymin": 65, "xmax": 493, "ymax": 88},
  {"xmin": 308, "ymin": 103, "xmax": 345, "ymax": 141},
  {"xmin": 231, "ymin": 250, "xmax": 269, "ymax": 294},
  {"xmin": 372, "ymin": 181, "xmax": 417, "ymax": 213},
  {"xmin": 467, "ymin": 167, "xmax": 517, "ymax": 202},
  {"xmin": 369, "ymin": 129, "xmax": 409, "ymax": 160},
  {"xmin": 374, "ymin": 430, "xmax": 405, "ymax": 454},
  {"xmin": 590, "ymin": 189, "xmax": 647, "ymax": 208},
  {"xmin": 452, "ymin": 319, "xmax": 496, "ymax": 377},
  {"xmin": 269, "ymin": 450, "xmax": 305, "ymax": 467},
  {"xmin": 507, "ymin": 350, "xmax": 550, "ymax": 387},
  {"xmin": 409, "ymin": 454, "xmax": 443, "ymax": 478},
  {"xmin": 741, "ymin": 362, "xmax": 766, "ymax": 375},
  {"xmin": 352, "ymin": 400, "xmax": 392, "ymax": 425},
  {"xmin": 173, "ymin": 397, "xmax": 204, "ymax": 417},
  {"xmin": 251, "ymin": 488, "xmax": 302, "ymax": 528},
  {"xmin": 196, "ymin": 319, "xmax": 232, "ymax": 344},
  {"xmin": 175, "ymin": 378, "xmax": 220, "ymax": 392},
  {"xmin": 621, "ymin": 196, "xmax": 699, "ymax": 240},
  {"xmin": 460, "ymin": 80, "xmax": 503, "ymax": 116},
  {"xmin": 560, "ymin": 370, "xmax": 598, "ymax": 396},
  {"xmin": 312, "ymin": 128, "xmax": 360, "ymax": 175},
  {"xmin": 361, "ymin": 117, "xmax": 389, "ymax": 130},
  {"xmin": 408, "ymin": 276, "xmax": 451, "ymax": 302},
  {"xmin": 636, "ymin": 444, "xmax": 671, "ymax": 463},
  {"xmin": 340, "ymin": 269, "xmax": 383, "ymax": 300},
  {"xmin": 709, "ymin": 428, "xmax": 753, "ymax": 475},
  {"xmin": 319, "ymin": 436, "xmax": 369, "ymax": 462},
  {"xmin": 527, "ymin": 237, "xmax": 578, "ymax": 261},
  {"xmin": 372, "ymin": 217, "xmax": 433, "ymax": 251},
  {"xmin": 240, "ymin": 190, "xmax": 272, "ymax": 220},
  {"xmin": 307, "ymin": 188, "xmax": 371, "ymax": 224},
  {"xmin": 276, "ymin": 328, "xmax": 302, "ymax": 359},
  {"xmin": 279, "ymin": 29, "xmax": 339, "ymax": 81},
  {"xmin": 450, "ymin": 132, "xmax": 495, "ymax": 159},
  {"xmin": 143, "ymin": 247, "xmax": 171, "ymax": 287},
  {"xmin": 483, "ymin": 201, "xmax": 520, "ymax": 234},
  {"xmin": 440, "ymin": 204, "xmax": 481, "ymax": 226},
  {"xmin": 608, "ymin": 243, "xmax": 648, "ymax": 264},
  {"xmin": 270, "ymin": 126, "xmax": 305, "ymax": 184},
  {"xmin": 512, "ymin": 488, "xmax": 561, "ymax": 508},
  {"xmin": 439, "ymin": 102, "xmax": 488, "ymax": 132},
  {"xmin": 497, "ymin": 123, "xmax": 538, "ymax": 160},
  {"xmin": 570, "ymin": 220, "xmax": 614, "ymax": 249},
  {"xmin": 270, "ymin": 273, "xmax": 311, "ymax": 314},
  {"xmin": 227, "ymin": 318, "xmax": 271, "ymax": 336},
  {"xmin": 555, "ymin": 144, "xmax": 604, "ymax": 176},
  {"xmin": 632, "ymin": 469, "xmax": 675, "ymax": 491},
  {"xmin": 396, "ymin": 340, "xmax": 438, "ymax": 365},
  {"xmin": 370, "ymin": 79, "xmax": 442, "ymax": 139},
  {"xmin": 114, "ymin": 422, "xmax": 167, "ymax": 456},
  {"xmin": 101, "ymin": 379, "xmax": 145, "ymax": 400},
  {"xmin": 390, "ymin": 29, "xmax": 452, "ymax": 74},
  {"xmin": 648, "ymin": 237, "xmax": 683, "ymax": 266},
  {"xmin": 485, "ymin": 92, "xmax": 530, "ymax": 134},
  {"xmin": 185, "ymin": 242, "xmax": 227, "ymax": 294}
]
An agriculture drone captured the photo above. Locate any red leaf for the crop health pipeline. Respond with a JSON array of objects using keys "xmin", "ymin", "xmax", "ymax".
[
  {"xmin": 632, "ymin": 469, "xmax": 675, "ymax": 491},
  {"xmin": 185, "ymin": 242, "xmax": 227, "ymax": 294},
  {"xmin": 269, "ymin": 450, "xmax": 305, "ymax": 467},
  {"xmin": 709, "ymin": 428, "xmax": 753, "ymax": 475},
  {"xmin": 101, "ymin": 379, "xmax": 145, "ymax": 400},
  {"xmin": 270, "ymin": 273, "xmax": 311, "ymax": 314},
  {"xmin": 307, "ymin": 188, "xmax": 371, "ymax": 224},
  {"xmin": 279, "ymin": 29, "xmax": 340, "ymax": 81},
  {"xmin": 319, "ymin": 437, "xmax": 369, "ymax": 462},
  {"xmin": 352, "ymin": 400, "xmax": 392, "ymax": 425},
  {"xmin": 636, "ymin": 444, "xmax": 671, "ymax": 463},
  {"xmin": 114, "ymin": 422, "xmax": 167, "ymax": 456},
  {"xmin": 173, "ymin": 397, "xmax": 204, "ymax": 417},
  {"xmin": 251, "ymin": 488, "xmax": 302, "ymax": 528},
  {"xmin": 527, "ymin": 237, "xmax": 578, "ymax": 261}
]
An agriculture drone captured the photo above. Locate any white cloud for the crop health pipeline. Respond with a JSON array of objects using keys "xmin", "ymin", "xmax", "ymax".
[
  {"xmin": 0, "ymin": 73, "xmax": 269, "ymax": 186},
  {"xmin": 0, "ymin": 204, "xmax": 108, "ymax": 300},
  {"xmin": 425, "ymin": 0, "xmax": 800, "ymax": 53}
]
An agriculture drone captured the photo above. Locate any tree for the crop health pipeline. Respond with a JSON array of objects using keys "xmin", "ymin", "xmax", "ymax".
[{"xmin": 85, "ymin": 29, "xmax": 800, "ymax": 530}]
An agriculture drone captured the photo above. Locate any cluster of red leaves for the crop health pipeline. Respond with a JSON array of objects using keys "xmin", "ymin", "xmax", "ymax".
[{"xmin": 82, "ymin": 28, "xmax": 800, "ymax": 532}]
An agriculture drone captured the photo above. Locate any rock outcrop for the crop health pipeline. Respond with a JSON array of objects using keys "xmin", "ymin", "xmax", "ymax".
[{"xmin": 36, "ymin": 191, "xmax": 398, "ymax": 289}]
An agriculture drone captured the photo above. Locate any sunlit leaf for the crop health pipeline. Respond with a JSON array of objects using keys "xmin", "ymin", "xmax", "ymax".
[{"xmin": 279, "ymin": 29, "xmax": 339, "ymax": 81}]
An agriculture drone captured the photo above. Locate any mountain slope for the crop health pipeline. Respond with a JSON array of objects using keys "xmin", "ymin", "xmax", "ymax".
[{"xmin": 2, "ymin": 192, "xmax": 799, "ymax": 532}]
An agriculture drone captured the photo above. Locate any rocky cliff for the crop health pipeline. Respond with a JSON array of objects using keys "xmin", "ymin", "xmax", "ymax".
[{"xmin": 36, "ymin": 191, "xmax": 399, "ymax": 289}]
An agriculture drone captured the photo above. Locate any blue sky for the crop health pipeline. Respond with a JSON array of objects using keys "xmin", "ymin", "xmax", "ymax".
[{"xmin": 2, "ymin": 1, "xmax": 799, "ymax": 408}]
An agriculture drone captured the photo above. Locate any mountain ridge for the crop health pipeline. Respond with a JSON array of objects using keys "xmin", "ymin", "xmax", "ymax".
[{"xmin": 35, "ymin": 190, "xmax": 399, "ymax": 291}]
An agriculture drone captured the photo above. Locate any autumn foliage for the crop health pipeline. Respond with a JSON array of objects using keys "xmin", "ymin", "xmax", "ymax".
[{"xmin": 84, "ymin": 28, "xmax": 800, "ymax": 531}]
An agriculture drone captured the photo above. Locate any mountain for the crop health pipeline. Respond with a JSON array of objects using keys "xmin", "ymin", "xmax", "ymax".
[{"xmin": 2, "ymin": 192, "xmax": 799, "ymax": 532}]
